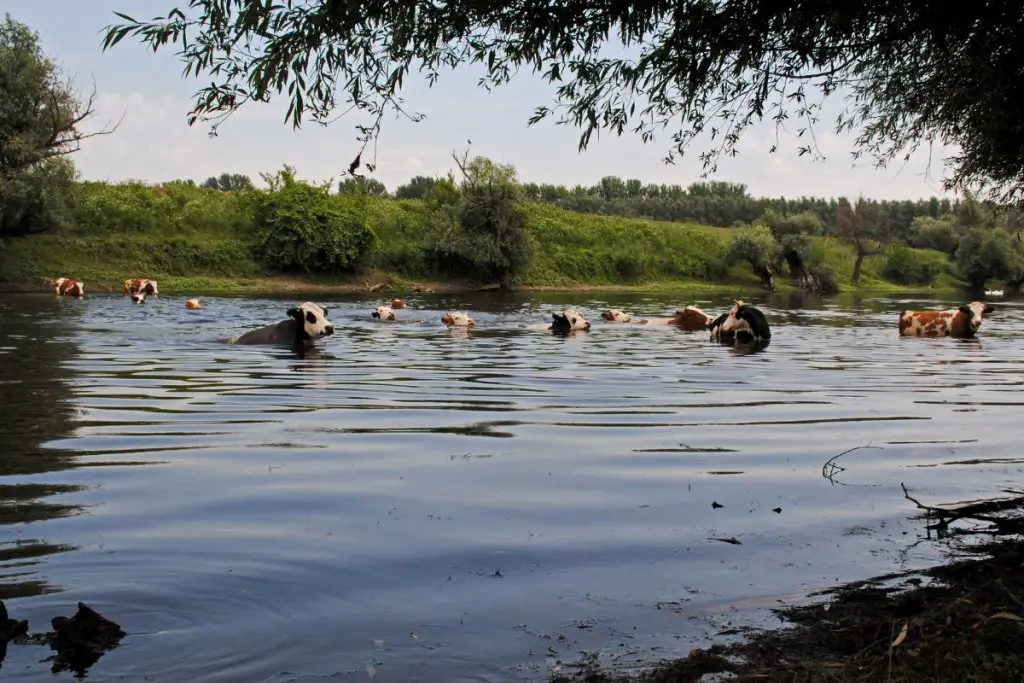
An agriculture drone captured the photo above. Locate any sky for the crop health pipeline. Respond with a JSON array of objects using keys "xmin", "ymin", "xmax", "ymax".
[{"xmin": 10, "ymin": 1, "xmax": 960, "ymax": 200}]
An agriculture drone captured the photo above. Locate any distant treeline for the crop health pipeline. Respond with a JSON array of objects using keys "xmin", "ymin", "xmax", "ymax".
[{"xmin": 391, "ymin": 176, "xmax": 954, "ymax": 240}]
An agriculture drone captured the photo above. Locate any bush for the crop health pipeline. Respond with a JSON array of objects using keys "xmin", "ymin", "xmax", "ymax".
[
  {"xmin": 433, "ymin": 156, "xmax": 532, "ymax": 287},
  {"xmin": 909, "ymin": 216, "xmax": 959, "ymax": 254},
  {"xmin": 955, "ymin": 228, "xmax": 1022, "ymax": 289},
  {"xmin": 883, "ymin": 245, "xmax": 948, "ymax": 286},
  {"xmin": 808, "ymin": 262, "xmax": 840, "ymax": 294},
  {"xmin": 252, "ymin": 167, "xmax": 377, "ymax": 274}
]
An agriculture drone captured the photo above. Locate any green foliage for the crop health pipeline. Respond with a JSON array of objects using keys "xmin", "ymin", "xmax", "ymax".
[
  {"xmin": 251, "ymin": 167, "xmax": 376, "ymax": 274},
  {"xmin": 433, "ymin": 156, "xmax": 532, "ymax": 287},
  {"xmin": 338, "ymin": 176, "xmax": 388, "ymax": 197},
  {"xmin": 72, "ymin": 181, "xmax": 255, "ymax": 237},
  {"xmin": 727, "ymin": 225, "xmax": 780, "ymax": 287},
  {"xmin": 909, "ymin": 216, "xmax": 959, "ymax": 254},
  {"xmin": 883, "ymin": 245, "xmax": 949, "ymax": 286},
  {"xmin": 808, "ymin": 263, "xmax": 840, "ymax": 295},
  {"xmin": 104, "ymin": 1, "xmax": 1024, "ymax": 201},
  {"xmin": 955, "ymin": 228, "xmax": 1023, "ymax": 289},
  {"xmin": 394, "ymin": 176, "xmax": 438, "ymax": 200},
  {"xmin": 0, "ymin": 14, "xmax": 92, "ymax": 238},
  {"xmin": 761, "ymin": 209, "xmax": 826, "ymax": 238},
  {"xmin": 200, "ymin": 173, "xmax": 254, "ymax": 192},
  {"xmin": 521, "ymin": 204, "xmax": 730, "ymax": 286},
  {"xmin": 0, "ymin": 157, "xmax": 76, "ymax": 238}
]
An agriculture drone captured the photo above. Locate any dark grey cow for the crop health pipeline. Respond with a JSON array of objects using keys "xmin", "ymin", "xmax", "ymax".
[{"xmin": 229, "ymin": 302, "xmax": 335, "ymax": 347}]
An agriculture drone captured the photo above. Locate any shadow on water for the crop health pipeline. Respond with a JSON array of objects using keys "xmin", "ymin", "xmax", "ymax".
[{"xmin": 0, "ymin": 297, "xmax": 90, "ymax": 601}]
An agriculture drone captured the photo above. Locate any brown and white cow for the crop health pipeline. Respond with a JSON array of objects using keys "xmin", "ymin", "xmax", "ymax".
[
  {"xmin": 51, "ymin": 278, "xmax": 84, "ymax": 297},
  {"xmin": 441, "ymin": 311, "xmax": 475, "ymax": 328},
  {"xmin": 372, "ymin": 305, "xmax": 396, "ymax": 320},
  {"xmin": 601, "ymin": 309, "xmax": 632, "ymax": 323},
  {"xmin": 672, "ymin": 305, "xmax": 714, "ymax": 331},
  {"xmin": 186, "ymin": 298, "xmax": 203, "ymax": 310},
  {"xmin": 391, "ymin": 298, "xmax": 408, "ymax": 309},
  {"xmin": 898, "ymin": 302, "xmax": 995, "ymax": 339},
  {"xmin": 124, "ymin": 278, "xmax": 159, "ymax": 297}
]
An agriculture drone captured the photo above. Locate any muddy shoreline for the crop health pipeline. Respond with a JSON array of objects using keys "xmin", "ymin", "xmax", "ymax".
[{"xmin": 552, "ymin": 490, "xmax": 1024, "ymax": 683}]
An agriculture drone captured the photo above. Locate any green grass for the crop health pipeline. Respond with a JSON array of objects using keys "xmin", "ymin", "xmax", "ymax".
[{"xmin": 0, "ymin": 180, "xmax": 967, "ymax": 295}]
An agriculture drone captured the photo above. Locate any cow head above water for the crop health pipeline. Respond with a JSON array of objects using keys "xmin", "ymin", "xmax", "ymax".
[
  {"xmin": 288, "ymin": 302, "xmax": 334, "ymax": 340},
  {"xmin": 959, "ymin": 301, "xmax": 995, "ymax": 333},
  {"xmin": 601, "ymin": 309, "xmax": 631, "ymax": 323},
  {"xmin": 391, "ymin": 298, "xmax": 407, "ymax": 309},
  {"xmin": 441, "ymin": 311, "xmax": 475, "ymax": 328},
  {"xmin": 131, "ymin": 292, "xmax": 146, "ymax": 304},
  {"xmin": 673, "ymin": 305, "xmax": 713, "ymax": 331},
  {"xmin": 712, "ymin": 300, "xmax": 772, "ymax": 344},
  {"xmin": 372, "ymin": 305, "xmax": 396, "ymax": 320},
  {"xmin": 550, "ymin": 310, "xmax": 591, "ymax": 333}
]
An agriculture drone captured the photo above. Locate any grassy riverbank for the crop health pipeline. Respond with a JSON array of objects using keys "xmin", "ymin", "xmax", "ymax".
[{"xmin": 0, "ymin": 181, "xmax": 963, "ymax": 295}]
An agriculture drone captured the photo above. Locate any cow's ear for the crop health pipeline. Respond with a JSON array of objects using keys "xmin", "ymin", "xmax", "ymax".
[
  {"xmin": 321, "ymin": 307, "xmax": 328, "ymax": 317},
  {"xmin": 287, "ymin": 307, "xmax": 300, "ymax": 319},
  {"xmin": 958, "ymin": 305, "xmax": 972, "ymax": 315}
]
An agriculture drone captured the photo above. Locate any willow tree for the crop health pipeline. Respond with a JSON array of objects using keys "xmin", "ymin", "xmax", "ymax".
[{"xmin": 102, "ymin": 2, "xmax": 1024, "ymax": 199}]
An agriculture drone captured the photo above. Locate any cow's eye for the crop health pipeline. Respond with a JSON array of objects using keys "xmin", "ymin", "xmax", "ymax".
[{"xmin": 306, "ymin": 311, "xmax": 317, "ymax": 324}]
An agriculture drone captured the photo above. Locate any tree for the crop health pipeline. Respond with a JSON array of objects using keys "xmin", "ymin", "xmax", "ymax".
[
  {"xmin": 727, "ymin": 225, "xmax": 779, "ymax": 291},
  {"xmin": 200, "ymin": 172, "xmax": 254, "ymax": 192},
  {"xmin": 102, "ymin": 2, "xmax": 1024, "ymax": 199},
  {"xmin": 835, "ymin": 198, "xmax": 890, "ymax": 283},
  {"xmin": 338, "ymin": 176, "xmax": 387, "ymax": 197},
  {"xmin": 1, "ymin": 15, "xmax": 114, "ymax": 239},
  {"xmin": 395, "ymin": 176, "xmax": 439, "ymax": 200},
  {"xmin": 955, "ymin": 228, "xmax": 1023, "ymax": 290},
  {"xmin": 433, "ymin": 152, "xmax": 532, "ymax": 288}
]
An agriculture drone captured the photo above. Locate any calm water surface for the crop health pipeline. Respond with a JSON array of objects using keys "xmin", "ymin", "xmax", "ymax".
[{"xmin": 1, "ymin": 290, "xmax": 1022, "ymax": 681}]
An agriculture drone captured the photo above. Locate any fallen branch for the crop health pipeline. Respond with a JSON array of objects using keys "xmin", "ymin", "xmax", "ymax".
[{"xmin": 821, "ymin": 444, "xmax": 882, "ymax": 486}]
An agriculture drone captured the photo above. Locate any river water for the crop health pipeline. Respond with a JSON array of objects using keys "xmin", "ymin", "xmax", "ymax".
[{"xmin": 1, "ymin": 290, "xmax": 1021, "ymax": 681}]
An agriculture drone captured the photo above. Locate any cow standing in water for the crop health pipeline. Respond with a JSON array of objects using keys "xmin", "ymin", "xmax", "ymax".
[
  {"xmin": 898, "ymin": 302, "xmax": 994, "ymax": 339},
  {"xmin": 228, "ymin": 302, "xmax": 335, "ymax": 348},
  {"xmin": 51, "ymin": 278, "xmax": 84, "ymax": 297},
  {"xmin": 708, "ymin": 300, "xmax": 772, "ymax": 345}
]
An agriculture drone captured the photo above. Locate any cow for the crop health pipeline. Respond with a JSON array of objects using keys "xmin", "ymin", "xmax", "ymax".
[
  {"xmin": 549, "ymin": 310, "xmax": 591, "ymax": 333},
  {"xmin": 391, "ymin": 298, "xmax": 408, "ymax": 309},
  {"xmin": 898, "ymin": 302, "xmax": 995, "ymax": 339},
  {"xmin": 371, "ymin": 305, "xmax": 396, "ymax": 320},
  {"xmin": 672, "ymin": 305, "xmax": 714, "ymax": 331},
  {"xmin": 123, "ymin": 278, "xmax": 159, "ymax": 297},
  {"xmin": 186, "ymin": 298, "xmax": 203, "ymax": 310},
  {"xmin": 131, "ymin": 292, "xmax": 146, "ymax": 305},
  {"xmin": 601, "ymin": 310, "xmax": 632, "ymax": 323},
  {"xmin": 628, "ymin": 306, "xmax": 712, "ymax": 329},
  {"xmin": 441, "ymin": 311, "xmax": 475, "ymax": 328},
  {"xmin": 228, "ymin": 302, "xmax": 335, "ymax": 347},
  {"xmin": 708, "ymin": 300, "xmax": 772, "ymax": 345},
  {"xmin": 51, "ymin": 278, "xmax": 84, "ymax": 297}
]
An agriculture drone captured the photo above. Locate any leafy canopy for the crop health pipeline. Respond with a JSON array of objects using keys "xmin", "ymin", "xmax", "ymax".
[{"xmin": 102, "ymin": 2, "xmax": 1024, "ymax": 198}]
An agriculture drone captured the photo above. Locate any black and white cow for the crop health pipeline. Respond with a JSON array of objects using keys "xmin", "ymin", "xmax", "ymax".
[
  {"xmin": 549, "ymin": 310, "xmax": 591, "ymax": 333},
  {"xmin": 708, "ymin": 300, "xmax": 771, "ymax": 345},
  {"xmin": 229, "ymin": 302, "xmax": 335, "ymax": 347}
]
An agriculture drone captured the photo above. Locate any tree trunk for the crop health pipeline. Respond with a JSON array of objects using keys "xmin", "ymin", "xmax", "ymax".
[
  {"xmin": 852, "ymin": 252, "xmax": 866, "ymax": 283},
  {"xmin": 753, "ymin": 263, "xmax": 775, "ymax": 291},
  {"xmin": 784, "ymin": 252, "xmax": 822, "ymax": 293}
]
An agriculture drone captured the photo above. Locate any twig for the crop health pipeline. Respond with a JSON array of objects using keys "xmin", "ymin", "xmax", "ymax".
[{"xmin": 822, "ymin": 444, "xmax": 881, "ymax": 486}]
